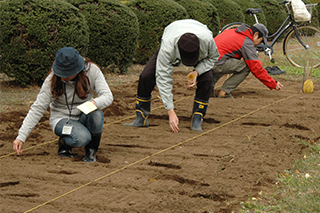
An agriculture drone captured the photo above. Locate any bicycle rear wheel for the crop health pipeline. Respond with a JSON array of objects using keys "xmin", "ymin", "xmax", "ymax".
[
  {"xmin": 284, "ymin": 25, "xmax": 320, "ymax": 68},
  {"xmin": 220, "ymin": 22, "xmax": 250, "ymax": 33}
]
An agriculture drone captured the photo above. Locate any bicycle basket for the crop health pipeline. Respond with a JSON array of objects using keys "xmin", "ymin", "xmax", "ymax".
[{"xmin": 291, "ymin": 0, "xmax": 312, "ymax": 22}]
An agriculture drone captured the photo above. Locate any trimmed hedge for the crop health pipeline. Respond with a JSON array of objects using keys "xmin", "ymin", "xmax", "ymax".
[
  {"xmin": 232, "ymin": 0, "xmax": 267, "ymax": 27},
  {"xmin": 126, "ymin": 0, "xmax": 187, "ymax": 64},
  {"xmin": 66, "ymin": 0, "xmax": 139, "ymax": 73},
  {"xmin": 173, "ymin": 0, "xmax": 220, "ymax": 36},
  {"xmin": 274, "ymin": 0, "xmax": 319, "ymax": 28},
  {"xmin": 301, "ymin": 0, "xmax": 319, "ymax": 27},
  {"xmin": 254, "ymin": 0, "xmax": 288, "ymax": 35},
  {"xmin": 317, "ymin": 3, "xmax": 320, "ymax": 24},
  {"xmin": 0, "ymin": 0, "xmax": 89, "ymax": 86},
  {"xmin": 204, "ymin": 0, "xmax": 245, "ymax": 28}
]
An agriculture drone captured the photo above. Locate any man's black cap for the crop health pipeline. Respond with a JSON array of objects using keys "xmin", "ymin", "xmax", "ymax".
[{"xmin": 178, "ymin": 33, "xmax": 200, "ymax": 66}]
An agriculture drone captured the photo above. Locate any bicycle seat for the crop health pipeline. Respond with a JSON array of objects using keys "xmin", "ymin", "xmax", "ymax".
[{"xmin": 245, "ymin": 8, "xmax": 261, "ymax": 15}]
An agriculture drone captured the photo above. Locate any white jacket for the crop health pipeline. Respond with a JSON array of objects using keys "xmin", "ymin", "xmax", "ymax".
[{"xmin": 156, "ymin": 19, "xmax": 220, "ymax": 110}]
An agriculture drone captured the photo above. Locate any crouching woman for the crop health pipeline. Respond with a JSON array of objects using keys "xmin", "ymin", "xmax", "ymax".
[{"xmin": 13, "ymin": 47, "xmax": 113, "ymax": 162}]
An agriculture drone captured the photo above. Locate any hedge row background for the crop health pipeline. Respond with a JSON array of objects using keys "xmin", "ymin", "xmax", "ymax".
[
  {"xmin": 0, "ymin": 0, "xmax": 89, "ymax": 86},
  {"xmin": 126, "ymin": 0, "xmax": 187, "ymax": 64},
  {"xmin": 0, "ymin": 0, "xmax": 319, "ymax": 86},
  {"xmin": 65, "ymin": 0, "xmax": 139, "ymax": 73}
]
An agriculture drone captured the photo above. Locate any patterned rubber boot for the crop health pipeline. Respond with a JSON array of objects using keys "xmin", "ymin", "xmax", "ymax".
[
  {"xmin": 191, "ymin": 97, "xmax": 208, "ymax": 132},
  {"xmin": 123, "ymin": 96, "xmax": 151, "ymax": 127}
]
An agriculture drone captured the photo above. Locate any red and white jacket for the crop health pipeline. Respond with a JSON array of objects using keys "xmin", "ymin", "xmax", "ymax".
[{"xmin": 214, "ymin": 24, "xmax": 277, "ymax": 90}]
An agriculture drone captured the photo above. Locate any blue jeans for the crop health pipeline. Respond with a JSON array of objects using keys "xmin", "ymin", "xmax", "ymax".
[{"xmin": 54, "ymin": 110, "xmax": 104, "ymax": 148}]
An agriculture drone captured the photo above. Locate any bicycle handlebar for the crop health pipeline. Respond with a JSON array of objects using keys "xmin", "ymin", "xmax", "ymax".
[{"xmin": 279, "ymin": 0, "xmax": 288, "ymax": 5}]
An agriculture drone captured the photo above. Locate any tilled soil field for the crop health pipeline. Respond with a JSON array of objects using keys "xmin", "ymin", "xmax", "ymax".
[{"xmin": 1, "ymin": 70, "xmax": 319, "ymax": 213}]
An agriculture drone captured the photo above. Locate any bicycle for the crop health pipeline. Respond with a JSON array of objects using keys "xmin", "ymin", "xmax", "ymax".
[{"xmin": 220, "ymin": 0, "xmax": 320, "ymax": 69}]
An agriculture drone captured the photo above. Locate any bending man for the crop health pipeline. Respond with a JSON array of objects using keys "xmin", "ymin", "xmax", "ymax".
[
  {"xmin": 212, "ymin": 23, "xmax": 283, "ymax": 98},
  {"xmin": 124, "ymin": 19, "xmax": 219, "ymax": 132}
]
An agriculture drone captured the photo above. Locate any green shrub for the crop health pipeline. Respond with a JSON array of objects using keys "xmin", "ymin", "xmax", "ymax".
[
  {"xmin": 316, "ymin": 3, "xmax": 320, "ymax": 24},
  {"xmin": 232, "ymin": 0, "xmax": 267, "ymax": 27},
  {"xmin": 173, "ymin": 0, "xmax": 220, "ymax": 36},
  {"xmin": 254, "ymin": 0, "xmax": 288, "ymax": 35},
  {"xmin": 126, "ymin": 0, "xmax": 187, "ymax": 64},
  {"xmin": 302, "ymin": 0, "xmax": 320, "ymax": 27},
  {"xmin": 275, "ymin": 0, "xmax": 319, "ymax": 28},
  {"xmin": 203, "ymin": 0, "xmax": 245, "ymax": 28},
  {"xmin": 66, "ymin": 0, "xmax": 139, "ymax": 73},
  {"xmin": 0, "ymin": 0, "xmax": 89, "ymax": 86}
]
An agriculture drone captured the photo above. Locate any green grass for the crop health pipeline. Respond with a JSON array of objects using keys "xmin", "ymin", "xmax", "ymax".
[
  {"xmin": 259, "ymin": 41, "xmax": 320, "ymax": 81},
  {"xmin": 0, "ymin": 73, "xmax": 40, "ymax": 112},
  {"xmin": 239, "ymin": 41, "xmax": 320, "ymax": 212},
  {"xmin": 310, "ymin": 0, "xmax": 319, "ymax": 4},
  {"xmin": 239, "ymin": 138, "xmax": 320, "ymax": 213}
]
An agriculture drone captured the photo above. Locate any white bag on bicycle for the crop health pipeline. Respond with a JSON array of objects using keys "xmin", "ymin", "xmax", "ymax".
[{"xmin": 290, "ymin": 0, "xmax": 311, "ymax": 22}]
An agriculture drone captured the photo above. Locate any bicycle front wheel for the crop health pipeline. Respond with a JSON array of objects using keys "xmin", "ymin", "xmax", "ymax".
[{"xmin": 284, "ymin": 25, "xmax": 320, "ymax": 68}]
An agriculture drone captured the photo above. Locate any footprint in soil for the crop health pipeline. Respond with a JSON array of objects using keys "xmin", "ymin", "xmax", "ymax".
[
  {"xmin": 282, "ymin": 123, "xmax": 310, "ymax": 130},
  {"xmin": 5, "ymin": 193, "xmax": 39, "ymax": 198},
  {"xmin": 0, "ymin": 181, "xmax": 20, "ymax": 187},
  {"xmin": 242, "ymin": 122, "xmax": 270, "ymax": 126},
  {"xmin": 47, "ymin": 170, "xmax": 77, "ymax": 175},
  {"xmin": 148, "ymin": 160, "xmax": 181, "ymax": 169},
  {"xmin": 156, "ymin": 174, "xmax": 210, "ymax": 186},
  {"xmin": 192, "ymin": 192, "xmax": 235, "ymax": 201}
]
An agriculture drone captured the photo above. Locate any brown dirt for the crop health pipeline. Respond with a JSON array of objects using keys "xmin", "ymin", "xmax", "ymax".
[{"xmin": 1, "ymin": 68, "xmax": 319, "ymax": 213}]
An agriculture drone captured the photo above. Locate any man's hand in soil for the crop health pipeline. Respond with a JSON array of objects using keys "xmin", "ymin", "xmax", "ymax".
[
  {"xmin": 13, "ymin": 139, "xmax": 23, "ymax": 155},
  {"xmin": 168, "ymin": 109, "xmax": 180, "ymax": 133}
]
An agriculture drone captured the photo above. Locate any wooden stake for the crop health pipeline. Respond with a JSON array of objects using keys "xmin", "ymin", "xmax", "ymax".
[
  {"xmin": 305, "ymin": 61, "xmax": 310, "ymax": 80},
  {"xmin": 302, "ymin": 61, "xmax": 309, "ymax": 91},
  {"xmin": 309, "ymin": 62, "xmax": 314, "ymax": 78}
]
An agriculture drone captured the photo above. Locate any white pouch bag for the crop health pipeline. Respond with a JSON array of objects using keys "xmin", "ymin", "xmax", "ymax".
[{"xmin": 291, "ymin": 0, "xmax": 311, "ymax": 22}]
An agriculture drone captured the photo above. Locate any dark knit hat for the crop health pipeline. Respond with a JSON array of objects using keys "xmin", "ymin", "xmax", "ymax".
[
  {"xmin": 178, "ymin": 33, "xmax": 200, "ymax": 66},
  {"xmin": 53, "ymin": 47, "xmax": 85, "ymax": 78}
]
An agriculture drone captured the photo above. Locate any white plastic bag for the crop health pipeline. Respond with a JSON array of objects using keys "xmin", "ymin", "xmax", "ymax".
[{"xmin": 290, "ymin": 0, "xmax": 311, "ymax": 22}]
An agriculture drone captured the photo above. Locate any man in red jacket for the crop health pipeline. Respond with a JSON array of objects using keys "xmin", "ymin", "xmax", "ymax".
[{"xmin": 211, "ymin": 23, "xmax": 283, "ymax": 98}]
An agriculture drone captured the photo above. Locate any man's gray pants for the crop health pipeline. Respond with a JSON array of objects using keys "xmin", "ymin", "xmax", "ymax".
[{"xmin": 212, "ymin": 58, "xmax": 250, "ymax": 94}]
